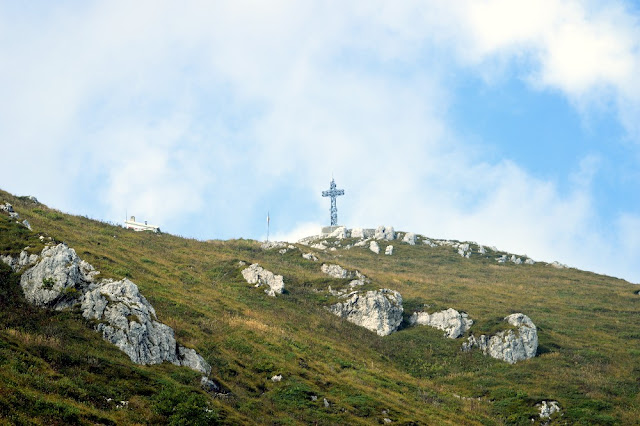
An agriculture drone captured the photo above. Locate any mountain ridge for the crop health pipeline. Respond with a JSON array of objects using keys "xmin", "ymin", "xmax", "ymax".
[{"xmin": 0, "ymin": 188, "xmax": 638, "ymax": 424}]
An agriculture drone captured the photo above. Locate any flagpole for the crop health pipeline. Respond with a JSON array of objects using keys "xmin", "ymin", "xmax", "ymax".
[{"xmin": 267, "ymin": 212, "xmax": 270, "ymax": 242}]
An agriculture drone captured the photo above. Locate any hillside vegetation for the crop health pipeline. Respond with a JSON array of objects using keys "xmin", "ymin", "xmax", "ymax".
[{"xmin": 0, "ymin": 189, "xmax": 639, "ymax": 425}]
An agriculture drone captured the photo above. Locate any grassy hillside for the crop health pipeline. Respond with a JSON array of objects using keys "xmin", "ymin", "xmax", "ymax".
[{"xmin": 0, "ymin": 189, "xmax": 639, "ymax": 425}]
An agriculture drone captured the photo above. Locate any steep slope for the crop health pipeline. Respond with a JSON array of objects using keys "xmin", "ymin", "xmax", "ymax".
[{"xmin": 0, "ymin": 189, "xmax": 639, "ymax": 424}]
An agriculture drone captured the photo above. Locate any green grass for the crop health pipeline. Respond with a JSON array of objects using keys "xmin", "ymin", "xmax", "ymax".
[{"xmin": 1, "ymin": 188, "xmax": 639, "ymax": 424}]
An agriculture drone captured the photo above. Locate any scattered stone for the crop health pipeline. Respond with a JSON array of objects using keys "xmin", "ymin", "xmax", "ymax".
[
  {"xmin": 324, "ymin": 398, "xmax": 330, "ymax": 408},
  {"xmin": 525, "ymin": 258, "xmax": 535, "ymax": 265},
  {"xmin": 0, "ymin": 202, "xmax": 15, "ymax": 214},
  {"xmin": 374, "ymin": 226, "xmax": 395, "ymax": 241},
  {"xmin": 385, "ymin": 245, "xmax": 394, "ymax": 255},
  {"xmin": 311, "ymin": 242, "xmax": 328, "ymax": 250},
  {"xmin": 328, "ymin": 226, "xmax": 349, "ymax": 239},
  {"xmin": 1, "ymin": 250, "xmax": 39, "ymax": 272},
  {"xmin": 423, "ymin": 239, "xmax": 437, "ymax": 248},
  {"xmin": 550, "ymin": 261, "xmax": 567, "ymax": 269},
  {"xmin": 496, "ymin": 255, "xmax": 507, "ymax": 263},
  {"xmin": 278, "ymin": 249, "xmax": 287, "ymax": 254},
  {"xmin": 383, "ymin": 418, "xmax": 392, "ymax": 424},
  {"xmin": 302, "ymin": 253, "xmax": 318, "ymax": 261},
  {"xmin": 241, "ymin": 263, "xmax": 285, "ymax": 297},
  {"xmin": 261, "ymin": 241, "xmax": 288, "ymax": 250},
  {"xmin": 458, "ymin": 244, "xmax": 471, "ymax": 258},
  {"xmin": 478, "ymin": 245, "xmax": 486, "ymax": 254},
  {"xmin": 369, "ymin": 241, "xmax": 380, "ymax": 254},
  {"xmin": 328, "ymin": 289, "xmax": 403, "ymax": 336},
  {"xmin": 26, "ymin": 196, "xmax": 39, "ymax": 204},
  {"xmin": 462, "ymin": 313, "xmax": 538, "ymax": 364},
  {"xmin": 537, "ymin": 400, "xmax": 561, "ymax": 420},
  {"xmin": 354, "ymin": 239, "xmax": 369, "ymax": 247},
  {"xmin": 270, "ymin": 374, "xmax": 282, "ymax": 382},
  {"xmin": 409, "ymin": 308, "xmax": 473, "ymax": 338},
  {"xmin": 21, "ymin": 220, "xmax": 31, "ymax": 230}
]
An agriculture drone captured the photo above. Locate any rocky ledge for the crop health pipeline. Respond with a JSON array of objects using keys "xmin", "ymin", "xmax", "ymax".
[
  {"xmin": 3, "ymin": 244, "xmax": 211, "ymax": 375},
  {"xmin": 241, "ymin": 263, "xmax": 285, "ymax": 297}
]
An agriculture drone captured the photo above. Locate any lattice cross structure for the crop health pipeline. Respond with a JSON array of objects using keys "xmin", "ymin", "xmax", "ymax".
[{"xmin": 321, "ymin": 178, "xmax": 345, "ymax": 226}]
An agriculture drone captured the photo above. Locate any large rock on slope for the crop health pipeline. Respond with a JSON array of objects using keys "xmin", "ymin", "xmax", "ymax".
[
  {"xmin": 402, "ymin": 232, "xmax": 416, "ymax": 245},
  {"xmin": 409, "ymin": 308, "xmax": 473, "ymax": 338},
  {"xmin": 462, "ymin": 313, "xmax": 538, "ymax": 364},
  {"xmin": 19, "ymin": 244, "xmax": 99, "ymax": 310},
  {"xmin": 374, "ymin": 226, "xmax": 395, "ymax": 241},
  {"xmin": 241, "ymin": 263, "xmax": 285, "ymax": 297},
  {"xmin": 82, "ymin": 278, "xmax": 210, "ymax": 374},
  {"xmin": 328, "ymin": 289, "xmax": 403, "ymax": 336},
  {"xmin": 9, "ymin": 244, "xmax": 211, "ymax": 375}
]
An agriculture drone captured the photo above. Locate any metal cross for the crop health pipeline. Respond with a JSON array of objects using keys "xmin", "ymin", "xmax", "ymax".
[{"xmin": 321, "ymin": 178, "xmax": 345, "ymax": 226}]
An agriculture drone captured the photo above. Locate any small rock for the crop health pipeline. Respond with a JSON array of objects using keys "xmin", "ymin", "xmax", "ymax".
[
  {"xmin": 324, "ymin": 398, "xmax": 330, "ymax": 408},
  {"xmin": 328, "ymin": 226, "xmax": 349, "ymax": 239},
  {"xmin": 478, "ymin": 245, "xmax": 486, "ymax": 254},
  {"xmin": 369, "ymin": 241, "xmax": 380, "ymax": 254},
  {"xmin": 537, "ymin": 400, "xmax": 561, "ymax": 419},
  {"xmin": 302, "ymin": 253, "xmax": 318, "ymax": 261},
  {"xmin": 270, "ymin": 374, "xmax": 282, "ymax": 382},
  {"xmin": 321, "ymin": 263, "xmax": 352, "ymax": 279},
  {"xmin": 22, "ymin": 220, "xmax": 31, "ymax": 230},
  {"xmin": 385, "ymin": 245, "xmax": 394, "ymax": 255},
  {"xmin": 201, "ymin": 376, "xmax": 221, "ymax": 393},
  {"xmin": 241, "ymin": 263, "xmax": 285, "ymax": 297},
  {"xmin": 311, "ymin": 395, "xmax": 318, "ymax": 401},
  {"xmin": 383, "ymin": 418, "xmax": 392, "ymax": 424},
  {"xmin": 525, "ymin": 258, "xmax": 535, "ymax": 265}
]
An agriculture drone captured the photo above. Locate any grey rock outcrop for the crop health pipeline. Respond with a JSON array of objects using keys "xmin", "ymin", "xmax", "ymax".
[
  {"xmin": 369, "ymin": 241, "xmax": 380, "ymax": 254},
  {"xmin": 402, "ymin": 232, "xmax": 416, "ymax": 245},
  {"xmin": 409, "ymin": 308, "xmax": 473, "ymax": 338},
  {"xmin": 1, "ymin": 250, "xmax": 40, "ymax": 272},
  {"xmin": 374, "ymin": 226, "xmax": 395, "ymax": 241},
  {"xmin": 385, "ymin": 245, "xmax": 394, "ymax": 255},
  {"xmin": 9, "ymin": 244, "xmax": 211, "ymax": 375},
  {"xmin": 462, "ymin": 313, "xmax": 538, "ymax": 364},
  {"xmin": 241, "ymin": 263, "xmax": 285, "ymax": 297},
  {"xmin": 20, "ymin": 244, "xmax": 99, "ymax": 310},
  {"xmin": 82, "ymin": 278, "xmax": 210, "ymax": 374},
  {"xmin": 328, "ymin": 289, "xmax": 403, "ymax": 336}
]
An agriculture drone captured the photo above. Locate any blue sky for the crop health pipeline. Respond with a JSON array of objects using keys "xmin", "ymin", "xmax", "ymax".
[{"xmin": 2, "ymin": 1, "xmax": 640, "ymax": 283}]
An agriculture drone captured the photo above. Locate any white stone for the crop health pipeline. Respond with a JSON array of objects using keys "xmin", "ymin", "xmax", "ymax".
[
  {"xmin": 385, "ymin": 245, "xmax": 394, "ymax": 255},
  {"xmin": 328, "ymin": 289, "xmax": 403, "ymax": 336},
  {"xmin": 302, "ymin": 253, "xmax": 318, "ymax": 261},
  {"xmin": 354, "ymin": 239, "xmax": 369, "ymax": 247},
  {"xmin": 311, "ymin": 242, "xmax": 328, "ymax": 250},
  {"xmin": 261, "ymin": 241, "xmax": 288, "ymax": 250},
  {"xmin": 321, "ymin": 263, "xmax": 352, "ymax": 279},
  {"xmin": 241, "ymin": 263, "xmax": 285, "ymax": 297},
  {"xmin": 328, "ymin": 226, "xmax": 349, "ymax": 239},
  {"xmin": 22, "ymin": 220, "xmax": 31, "ymax": 230},
  {"xmin": 478, "ymin": 245, "xmax": 486, "ymax": 254},
  {"xmin": 270, "ymin": 374, "xmax": 282, "ymax": 382},
  {"xmin": 550, "ymin": 261, "xmax": 567, "ymax": 269},
  {"xmin": 525, "ymin": 258, "xmax": 535, "ymax": 265},
  {"xmin": 402, "ymin": 233, "xmax": 416, "ymax": 245},
  {"xmin": 462, "ymin": 313, "xmax": 538, "ymax": 364},
  {"xmin": 538, "ymin": 400, "xmax": 561, "ymax": 419},
  {"xmin": 374, "ymin": 226, "xmax": 395, "ymax": 241},
  {"xmin": 369, "ymin": 241, "xmax": 380, "ymax": 254},
  {"xmin": 409, "ymin": 308, "xmax": 473, "ymax": 338}
]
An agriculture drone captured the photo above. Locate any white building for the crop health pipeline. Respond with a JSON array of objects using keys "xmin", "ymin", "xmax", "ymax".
[{"xmin": 124, "ymin": 216, "xmax": 160, "ymax": 233}]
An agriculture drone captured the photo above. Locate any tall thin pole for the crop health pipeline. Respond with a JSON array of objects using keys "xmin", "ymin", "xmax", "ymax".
[{"xmin": 267, "ymin": 211, "xmax": 270, "ymax": 242}]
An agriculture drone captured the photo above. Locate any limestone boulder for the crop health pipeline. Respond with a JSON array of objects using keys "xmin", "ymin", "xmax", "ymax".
[
  {"xmin": 462, "ymin": 313, "xmax": 538, "ymax": 364},
  {"xmin": 369, "ymin": 241, "xmax": 380, "ymax": 254},
  {"xmin": 241, "ymin": 263, "xmax": 285, "ymax": 296},
  {"xmin": 328, "ymin": 226, "xmax": 349, "ymax": 239},
  {"xmin": 302, "ymin": 253, "xmax": 318, "ymax": 261},
  {"xmin": 19, "ymin": 244, "xmax": 98, "ymax": 310},
  {"xmin": 81, "ymin": 278, "xmax": 210, "ymax": 375},
  {"xmin": 321, "ymin": 263, "xmax": 352, "ymax": 279},
  {"xmin": 328, "ymin": 289, "xmax": 403, "ymax": 336},
  {"xmin": 374, "ymin": 226, "xmax": 395, "ymax": 241},
  {"xmin": 402, "ymin": 232, "xmax": 416, "ymax": 245},
  {"xmin": 385, "ymin": 245, "xmax": 394, "ymax": 255},
  {"xmin": 409, "ymin": 308, "xmax": 473, "ymax": 338}
]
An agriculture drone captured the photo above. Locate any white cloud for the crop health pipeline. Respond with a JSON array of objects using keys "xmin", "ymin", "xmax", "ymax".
[{"xmin": 1, "ymin": 1, "xmax": 640, "ymax": 282}]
